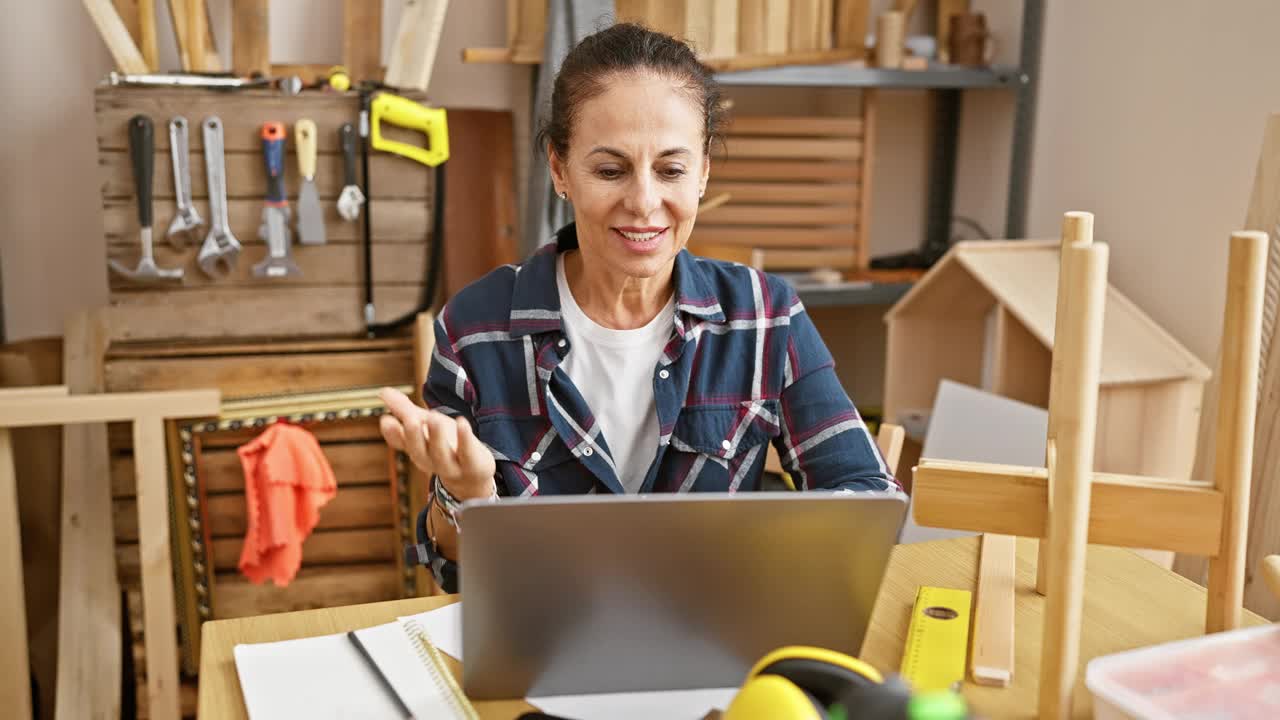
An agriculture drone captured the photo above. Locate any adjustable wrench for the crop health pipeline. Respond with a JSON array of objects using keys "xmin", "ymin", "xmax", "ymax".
[
  {"xmin": 253, "ymin": 122, "xmax": 302, "ymax": 279},
  {"xmin": 198, "ymin": 116, "xmax": 242, "ymax": 277},
  {"xmin": 165, "ymin": 117, "xmax": 202, "ymax": 248}
]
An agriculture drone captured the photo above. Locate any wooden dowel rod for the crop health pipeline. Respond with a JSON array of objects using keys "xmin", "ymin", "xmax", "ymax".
[
  {"xmin": 1039, "ymin": 240, "xmax": 1108, "ymax": 720},
  {"xmin": 1206, "ymin": 230, "xmax": 1267, "ymax": 633},
  {"xmin": 1038, "ymin": 211, "xmax": 1094, "ymax": 595}
]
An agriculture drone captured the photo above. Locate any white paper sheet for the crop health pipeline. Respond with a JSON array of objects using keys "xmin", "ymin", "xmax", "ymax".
[
  {"xmin": 401, "ymin": 601, "xmax": 464, "ymax": 661},
  {"xmin": 529, "ymin": 687, "xmax": 739, "ymax": 720}
]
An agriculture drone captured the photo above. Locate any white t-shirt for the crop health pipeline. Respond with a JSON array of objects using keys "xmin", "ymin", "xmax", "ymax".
[{"xmin": 556, "ymin": 254, "xmax": 675, "ymax": 493}]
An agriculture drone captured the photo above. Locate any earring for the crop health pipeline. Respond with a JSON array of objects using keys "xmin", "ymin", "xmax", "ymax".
[
  {"xmin": 699, "ymin": 188, "xmax": 705, "ymax": 198},
  {"xmin": 559, "ymin": 191, "xmax": 567, "ymax": 201}
]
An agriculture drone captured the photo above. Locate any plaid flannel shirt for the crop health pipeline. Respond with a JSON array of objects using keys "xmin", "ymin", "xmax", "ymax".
[{"xmin": 423, "ymin": 225, "xmax": 900, "ymax": 498}]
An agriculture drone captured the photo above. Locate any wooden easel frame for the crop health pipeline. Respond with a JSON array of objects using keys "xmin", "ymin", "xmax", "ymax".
[
  {"xmin": 169, "ymin": 385, "xmax": 421, "ymax": 673},
  {"xmin": 910, "ymin": 214, "xmax": 1267, "ymax": 718},
  {"xmin": 1, "ymin": 386, "xmax": 220, "ymax": 720}
]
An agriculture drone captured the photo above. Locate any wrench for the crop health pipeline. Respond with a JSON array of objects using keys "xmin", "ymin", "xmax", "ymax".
[
  {"xmin": 165, "ymin": 117, "xmax": 202, "ymax": 248},
  {"xmin": 198, "ymin": 116, "xmax": 242, "ymax": 277},
  {"xmin": 253, "ymin": 122, "xmax": 302, "ymax": 279}
]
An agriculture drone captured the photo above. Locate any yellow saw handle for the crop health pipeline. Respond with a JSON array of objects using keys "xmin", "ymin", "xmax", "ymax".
[{"xmin": 370, "ymin": 93, "xmax": 449, "ymax": 167}]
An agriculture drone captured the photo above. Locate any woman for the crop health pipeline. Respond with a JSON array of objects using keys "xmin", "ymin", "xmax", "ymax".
[{"xmin": 380, "ymin": 23, "xmax": 898, "ymax": 591}]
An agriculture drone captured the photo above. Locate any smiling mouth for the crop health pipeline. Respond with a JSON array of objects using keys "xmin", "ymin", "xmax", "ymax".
[{"xmin": 616, "ymin": 228, "xmax": 666, "ymax": 242}]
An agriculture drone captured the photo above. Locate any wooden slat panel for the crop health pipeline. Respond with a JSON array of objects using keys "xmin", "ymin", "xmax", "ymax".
[
  {"xmin": 212, "ymin": 563, "xmax": 401, "ymax": 618},
  {"xmin": 727, "ymin": 116, "xmax": 864, "ymax": 137},
  {"xmin": 112, "ymin": 440, "xmax": 395, "ymax": 497},
  {"xmin": 704, "ymin": 181, "xmax": 859, "ymax": 204},
  {"xmin": 103, "ymin": 199, "xmax": 428, "ymax": 242},
  {"xmin": 112, "ymin": 484, "xmax": 393, "ymax": 541},
  {"xmin": 738, "ymin": 0, "xmax": 789, "ymax": 54},
  {"xmin": 699, "ymin": 204, "xmax": 857, "ymax": 226},
  {"xmin": 106, "ymin": 285, "xmax": 430, "ymax": 341},
  {"xmin": 99, "ymin": 151, "xmax": 430, "ymax": 200},
  {"xmin": 107, "ymin": 243, "xmax": 429, "ymax": 290},
  {"xmin": 721, "ymin": 137, "xmax": 862, "ymax": 160},
  {"xmin": 693, "ymin": 227, "xmax": 856, "ymax": 247},
  {"xmin": 116, "ymin": 527, "xmax": 399, "ymax": 582},
  {"xmin": 713, "ymin": 159, "xmax": 860, "ymax": 181}
]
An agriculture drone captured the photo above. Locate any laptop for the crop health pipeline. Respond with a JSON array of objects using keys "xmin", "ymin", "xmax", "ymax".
[{"xmin": 457, "ymin": 491, "xmax": 908, "ymax": 699}]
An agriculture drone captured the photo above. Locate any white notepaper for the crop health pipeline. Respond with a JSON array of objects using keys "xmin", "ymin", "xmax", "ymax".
[
  {"xmin": 401, "ymin": 601, "xmax": 464, "ymax": 661},
  {"xmin": 529, "ymin": 686, "xmax": 739, "ymax": 720}
]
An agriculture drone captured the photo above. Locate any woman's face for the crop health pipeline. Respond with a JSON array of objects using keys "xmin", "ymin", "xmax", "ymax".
[{"xmin": 549, "ymin": 71, "xmax": 710, "ymax": 282}]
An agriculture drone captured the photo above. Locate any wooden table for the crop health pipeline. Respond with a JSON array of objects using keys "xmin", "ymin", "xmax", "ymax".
[{"xmin": 198, "ymin": 536, "xmax": 1264, "ymax": 719}]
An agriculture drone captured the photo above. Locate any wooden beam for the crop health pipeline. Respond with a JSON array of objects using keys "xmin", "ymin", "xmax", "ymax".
[
  {"xmin": 55, "ymin": 311, "xmax": 120, "ymax": 720},
  {"xmin": 971, "ymin": 532, "xmax": 1014, "ymax": 687},
  {"xmin": 167, "ymin": 0, "xmax": 220, "ymax": 71},
  {"xmin": 344, "ymin": 0, "xmax": 383, "ymax": 82},
  {"xmin": 876, "ymin": 422, "xmax": 904, "ymax": 476},
  {"xmin": 0, "ymin": 428, "xmax": 31, "ymax": 720},
  {"xmin": 232, "ymin": 0, "xmax": 270, "ymax": 77},
  {"xmin": 912, "ymin": 460, "xmax": 1224, "ymax": 557},
  {"xmin": 1038, "ymin": 240, "xmax": 1107, "ymax": 720},
  {"xmin": 834, "ymin": 0, "xmax": 869, "ymax": 55},
  {"xmin": 385, "ymin": 0, "xmax": 450, "ymax": 91},
  {"xmin": 138, "ymin": 0, "xmax": 158, "ymax": 70},
  {"xmin": 0, "ymin": 390, "xmax": 220, "ymax": 428},
  {"xmin": 1206, "ymin": 231, "xmax": 1267, "ymax": 632},
  {"xmin": 83, "ymin": 0, "xmax": 150, "ymax": 73},
  {"xmin": 186, "ymin": 0, "xmax": 206, "ymax": 72},
  {"xmin": 134, "ymin": 417, "xmax": 180, "ymax": 719}
]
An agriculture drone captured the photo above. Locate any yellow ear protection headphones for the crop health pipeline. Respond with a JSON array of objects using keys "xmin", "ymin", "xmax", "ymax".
[{"xmin": 724, "ymin": 646, "xmax": 970, "ymax": 720}]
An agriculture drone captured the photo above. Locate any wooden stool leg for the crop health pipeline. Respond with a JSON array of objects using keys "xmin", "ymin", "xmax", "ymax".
[
  {"xmin": 1038, "ymin": 211, "xmax": 1094, "ymax": 595},
  {"xmin": 1039, "ymin": 241, "xmax": 1108, "ymax": 720},
  {"xmin": 0, "ymin": 428, "xmax": 33, "ymax": 720},
  {"xmin": 1206, "ymin": 231, "xmax": 1267, "ymax": 633},
  {"xmin": 135, "ymin": 416, "xmax": 181, "ymax": 720}
]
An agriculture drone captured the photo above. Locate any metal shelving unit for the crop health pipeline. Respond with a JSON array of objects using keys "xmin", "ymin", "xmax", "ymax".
[{"xmin": 715, "ymin": 0, "xmax": 1045, "ymax": 307}]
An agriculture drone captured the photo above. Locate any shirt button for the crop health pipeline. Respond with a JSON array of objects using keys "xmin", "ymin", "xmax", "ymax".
[
  {"xmin": 557, "ymin": 339, "xmax": 567, "ymax": 348},
  {"xmin": 530, "ymin": 451, "xmax": 542, "ymax": 463},
  {"xmin": 721, "ymin": 440, "xmax": 732, "ymax": 450},
  {"xmin": 658, "ymin": 369, "xmax": 670, "ymax": 379},
  {"xmin": 583, "ymin": 447, "xmax": 594, "ymax": 457}
]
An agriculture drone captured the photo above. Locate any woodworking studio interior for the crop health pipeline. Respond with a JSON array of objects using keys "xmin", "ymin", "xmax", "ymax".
[{"xmin": 5, "ymin": 1, "xmax": 1280, "ymax": 719}]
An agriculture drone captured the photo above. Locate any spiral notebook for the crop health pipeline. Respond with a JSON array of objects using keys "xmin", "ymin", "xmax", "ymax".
[{"xmin": 234, "ymin": 611, "xmax": 477, "ymax": 720}]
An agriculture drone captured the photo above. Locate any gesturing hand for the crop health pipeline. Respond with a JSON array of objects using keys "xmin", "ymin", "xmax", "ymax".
[{"xmin": 377, "ymin": 387, "xmax": 497, "ymax": 496}]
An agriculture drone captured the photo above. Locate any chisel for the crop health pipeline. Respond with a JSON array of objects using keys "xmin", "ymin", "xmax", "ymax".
[{"xmin": 294, "ymin": 118, "xmax": 326, "ymax": 245}]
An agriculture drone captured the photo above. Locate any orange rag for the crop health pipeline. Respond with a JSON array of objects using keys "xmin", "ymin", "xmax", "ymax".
[{"xmin": 237, "ymin": 422, "xmax": 337, "ymax": 586}]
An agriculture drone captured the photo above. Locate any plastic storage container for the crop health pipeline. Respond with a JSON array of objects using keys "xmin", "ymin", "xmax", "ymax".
[{"xmin": 1085, "ymin": 623, "xmax": 1280, "ymax": 719}]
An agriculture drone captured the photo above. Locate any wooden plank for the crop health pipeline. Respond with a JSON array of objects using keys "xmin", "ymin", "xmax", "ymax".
[
  {"xmin": 83, "ymin": 0, "xmax": 150, "ymax": 73},
  {"xmin": 106, "ymin": 286, "xmax": 431, "ymax": 341},
  {"xmin": 385, "ymin": 0, "xmax": 450, "ymax": 92},
  {"xmin": 856, "ymin": 89, "xmax": 875, "ymax": 269},
  {"xmin": 138, "ymin": 0, "xmax": 158, "ymax": 71},
  {"xmin": 876, "ymin": 422, "xmax": 904, "ymax": 475},
  {"xmin": 728, "ymin": 115, "xmax": 863, "ymax": 137},
  {"xmin": 133, "ymin": 418, "xmax": 180, "ymax": 720},
  {"xmin": 99, "ymin": 150, "xmax": 432, "ymax": 200},
  {"xmin": 834, "ymin": 0, "xmax": 868, "ymax": 54},
  {"xmin": 700, "ymin": 203, "xmax": 856, "ymax": 226},
  {"xmin": 788, "ymin": 0, "xmax": 826, "ymax": 52},
  {"xmin": 712, "ymin": 159, "xmax": 860, "ymax": 181},
  {"xmin": 109, "ymin": 416, "xmax": 382, "ymax": 455},
  {"xmin": 112, "ymin": 0, "xmax": 143, "ymax": 47},
  {"xmin": 55, "ymin": 312, "xmax": 121, "ymax": 720},
  {"xmin": 738, "ymin": 0, "xmax": 789, "ymax": 55},
  {"xmin": 912, "ymin": 460, "xmax": 1224, "ymax": 557},
  {"xmin": 106, "ymin": 349, "xmax": 413, "ymax": 397},
  {"xmin": 0, "ymin": 429, "xmax": 32, "ymax": 720},
  {"xmin": 507, "ymin": 0, "xmax": 547, "ymax": 63},
  {"xmin": 231, "ymin": 0, "xmax": 270, "ymax": 76},
  {"xmin": 344, "ymin": 0, "xmax": 383, "ymax": 82},
  {"xmin": 689, "ymin": 0, "xmax": 738, "ymax": 59},
  {"xmin": 108, "ymin": 243, "xmax": 430, "ymax": 290},
  {"xmin": 443, "ymin": 110, "xmax": 519, "ymax": 298},
  {"xmin": 692, "ymin": 227, "xmax": 855, "ymax": 247},
  {"xmin": 186, "ymin": 0, "xmax": 207, "ymax": 72},
  {"xmin": 0, "ymin": 391, "xmax": 219, "ymax": 428},
  {"xmin": 103, "ymin": 198, "xmax": 429, "ymax": 242},
  {"xmin": 1206, "ymin": 232, "xmax": 1267, "ymax": 633},
  {"xmin": 113, "ymin": 441, "xmax": 394, "ymax": 497},
  {"xmin": 106, "ymin": 336, "xmax": 409, "ymax": 360},
  {"xmin": 213, "ymin": 563, "xmax": 401, "ymax": 618},
  {"xmin": 972, "ymin": 533, "xmax": 1015, "ymax": 687},
  {"xmin": 724, "ymin": 137, "xmax": 862, "ymax": 160},
  {"xmin": 690, "ymin": 244, "xmax": 856, "ymax": 270}
]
